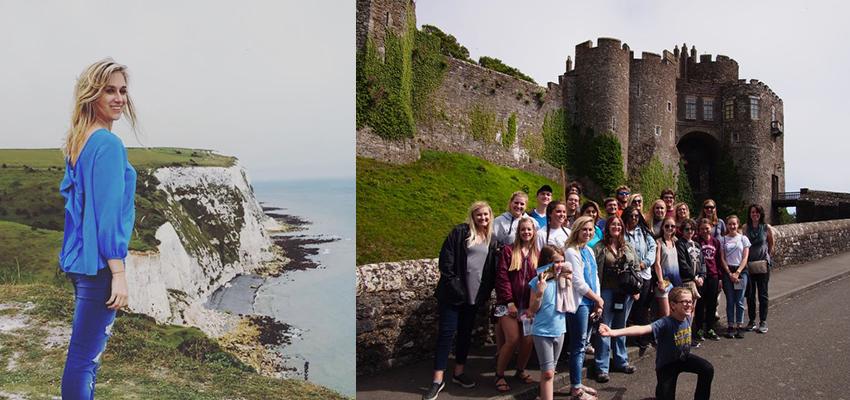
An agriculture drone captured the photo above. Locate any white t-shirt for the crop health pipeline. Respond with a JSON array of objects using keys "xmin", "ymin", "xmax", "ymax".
[
  {"xmin": 536, "ymin": 226, "xmax": 570, "ymax": 250},
  {"xmin": 721, "ymin": 234, "xmax": 751, "ymax": 266}
]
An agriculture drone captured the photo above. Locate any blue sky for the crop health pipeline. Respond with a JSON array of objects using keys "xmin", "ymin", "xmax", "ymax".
[{"xmin": 0, "ymin": 0, "xmax": 353, "ymax": 181}]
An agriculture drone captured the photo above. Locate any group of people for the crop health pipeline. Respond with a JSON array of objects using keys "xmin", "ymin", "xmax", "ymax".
[{"xmin": 423, "ymin": 184, "xmax": 776, "ymax": 400}]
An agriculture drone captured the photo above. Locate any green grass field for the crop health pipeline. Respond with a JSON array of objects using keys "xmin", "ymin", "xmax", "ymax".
[
  {"xmin": 0, "ymin": 147, "xmax": 236, "ymax": 169},
  {"xmin": 0, "ymin": 284, "xmax": 345, "ymax": 400},
  {"xmin": 0, "ymin": 221, "xmax": 66, "ymax": 286},
  {"xmin": 357, "ymin": 151, "xmax": 563, "ymax": 264}
]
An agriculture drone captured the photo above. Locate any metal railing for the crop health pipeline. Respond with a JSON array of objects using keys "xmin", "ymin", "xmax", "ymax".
[{"xmin": 774, "ymin": 191, "xmax": 800, "ymax": 201}]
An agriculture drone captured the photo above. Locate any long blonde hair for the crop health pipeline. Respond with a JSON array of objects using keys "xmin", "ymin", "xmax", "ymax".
[
  {"xmin": 647, "ymin": 199, "xmax": 667, "ymax": 227},
  {"xmin": 509, "ymin": 217, "xmax": 538, "ymax": 271},
  {"xmin": 565, "ymin": 215, "xmax": 595, "ymax": 250},
  {"xmin": 63, "ymin": 58, "xmax": 138, "ymax": 164},
  {"xmin": 465, "ymin": 201, "xmax": 493, "ymax": 247}
]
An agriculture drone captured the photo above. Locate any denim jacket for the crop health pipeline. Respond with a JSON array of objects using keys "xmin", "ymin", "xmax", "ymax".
[{"xmin": 625, "ymin": 226, "xmax": 657, "ymax": 280}]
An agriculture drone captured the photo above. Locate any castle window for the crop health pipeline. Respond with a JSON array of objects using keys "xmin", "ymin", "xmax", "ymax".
[
  {"xmin": 771, "ymin": 105, "xmax": 776, "ymax": 122},
  {"xmin": 635, "ymin": 122, "xmax": 641, "ymax": 135},
  {"xmin": 750, "ymin": 96, "xmax": 760, "ymax": 120},
  {"xmin": 724, "ymin": 99, "xmax": 734, "ymax": 120},
  {"xmin": 667, "ymin": 101, "xmax": 672, "ymax": 113},
  {"xmin": 685, "ymin": 96, "xmax": 697, "ymax": 120},
  {"xmin": 611, "ymin": 116, "xmax": 616, "ymax": 131},
  {"xmin": 703, "ymin": 98, "xmax": 714, "ymax": 121},
  {"xmin": 637, "ymin": 83, "xmax": 642, "ymax": 97},
  {"xmin": 655, "ymin": 125, "xmax": 661, "ymax": 136}
]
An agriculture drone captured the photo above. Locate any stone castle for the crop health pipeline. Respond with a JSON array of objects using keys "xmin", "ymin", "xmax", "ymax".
[{"xmin": 357, "ymin": 0, "xmax": 785, "ymax": 222}]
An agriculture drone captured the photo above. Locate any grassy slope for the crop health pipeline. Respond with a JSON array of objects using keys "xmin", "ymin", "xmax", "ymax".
[
  {"xmin": 0, "ymin": 221, "xmax": 66, "ymax": 287},
  {"xmin": 0, "ymin": 285, "xmax": 343, "ymax": 400},
  {"xmin": 357, "ymin": 150, "xmax": 563, "ymax": 264}
]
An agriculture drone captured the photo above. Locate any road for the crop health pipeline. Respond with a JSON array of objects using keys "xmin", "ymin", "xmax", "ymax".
[{"xmin": 569, "ymin": 274, "xmax": 850, "ymax": 400}]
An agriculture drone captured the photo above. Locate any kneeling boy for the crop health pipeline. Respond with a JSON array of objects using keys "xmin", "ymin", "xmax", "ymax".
[{"xmin": 599, "ymin": 287, "xmax": 713, "ymax": 400}]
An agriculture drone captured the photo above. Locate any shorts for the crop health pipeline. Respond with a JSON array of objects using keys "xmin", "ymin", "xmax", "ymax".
[
  {"xmin": 532, "ymin": 334, "xmax": 565, "ymax": 372},
  {"xmin": 655, "ymin": 279, "xmax": 673, "ymax": 298},
  {"xmin": 682, "ymin": 280, "xmax": 702, "ymax": 299}
]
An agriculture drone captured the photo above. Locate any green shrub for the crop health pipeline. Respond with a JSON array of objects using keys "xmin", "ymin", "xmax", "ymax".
[
  {"xmin": 420, "ymin": 25, "xmax": 474, "ymax": 62},
  {"xmin": 503, "ymin": 113, "xmax": 517, "ymax": 148},
  {"xmin": 478, "ymin": 56, "xmax": 536, "ymax": 84},
  {"xmin": 630, "ymin": 157, "xmax": 677, "ymax": 202},
  {"xmin": 540, "ymin": 109, "xmax": 572, "ymax": 169},
  {"xmin": 677, "ymin": 161, "xmax": 696, "ymax": 212},
  {"xmin": 468, "ymin": 105, "xmax": 498, "ymax": 143},
  {"xmin": 587, "ymin": 134, "xmax": 625, "ymax": 197},
  {"xmin": 412, "ymin": 29, "xmax": 449, "ymax": 123}
]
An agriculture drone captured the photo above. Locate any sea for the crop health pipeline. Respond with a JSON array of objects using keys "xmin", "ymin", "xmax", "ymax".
[{"xmin": 251, "ymin": 178, "xmax": 355, "ymax": 397}]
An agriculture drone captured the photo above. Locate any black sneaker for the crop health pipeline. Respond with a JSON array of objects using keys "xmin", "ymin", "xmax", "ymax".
[
  {"xmin": 745, "ymin": 320, "xmax": 757, "ymax": 331},
  {"xmin": 452, "ymin": 373, "xmax": 476, "ymax": 389},
  {"xmin": 691, "ymin": 340, "xmax": 702, "ymax": 348},
  {"xmin": 693, "ymin": 329, "xmax": 704, "ymax": 342},
  {"xmin": 705, "ymin": 329, "xmax": 720, "ymax": 341},
  {"xmin": 734, "ymin": 328, "xmax": 746, "ymax": 339},
  {"xmin": 725, "ymin": 327, "xmax": 735, "ymax": 339},
  {"xmin": 422, "ymin": 381, "xmax": 445, "ymax": 400}
]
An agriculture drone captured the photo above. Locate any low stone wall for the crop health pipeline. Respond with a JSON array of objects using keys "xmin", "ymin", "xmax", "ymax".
[
  {"xmin": 356, "ymin": 219, "xmax": 850, "ymax": 375},
  {"xmin": 772, "ymin": 219, "xmax": 850, "ymax": 268},
  {"xmin": 355, "ymin": 258, "xmax": 491, "ymax": 376}
]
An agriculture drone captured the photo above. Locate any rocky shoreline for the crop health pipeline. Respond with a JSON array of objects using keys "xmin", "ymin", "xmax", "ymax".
[{"xmin": 206, "ymin": 206, "xmax": 340, "ymax": 381}]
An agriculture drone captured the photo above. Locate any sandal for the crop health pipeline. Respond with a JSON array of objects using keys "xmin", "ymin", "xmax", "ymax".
[
  {"xmin": 580, "ymin": 385, "xmax": 598, "ymax": 396},
  {"xmin": 514, "ymin": 369, "xmax": 536, "ymax": 384},
  {"xmin": 495, "ymin": 374, "xmax": 511, "ymax": 393}
]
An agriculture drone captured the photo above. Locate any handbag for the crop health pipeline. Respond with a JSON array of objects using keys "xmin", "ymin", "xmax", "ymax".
[
  {"xmin": 616, "ymin": 255, "xmax": 643, "ymax": 295},
  {"xmin": 748, "ymin": 260, "xmax": 769, "ymax": 275}
]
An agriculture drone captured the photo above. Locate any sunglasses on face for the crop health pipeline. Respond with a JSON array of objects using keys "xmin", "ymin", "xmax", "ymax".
[
  {"xmin": 633, "ymin": 199, "xmax": 642, "ymax": 203},
  {"xmin": 664, "ymin": 224, "xmax": 676, "ymax": 229},
  {"xmin": 704, "ymin": 205, "xmax": 715, "ymax": 210},
  {"xmin": 617, "ymin": 191, "xmax": 630, "ymax": 196}
]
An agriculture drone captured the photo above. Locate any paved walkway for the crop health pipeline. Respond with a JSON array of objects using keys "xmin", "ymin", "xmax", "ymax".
[{"xmin": 356, "ymin": 251, "xmax": 850, "ymax": 400}]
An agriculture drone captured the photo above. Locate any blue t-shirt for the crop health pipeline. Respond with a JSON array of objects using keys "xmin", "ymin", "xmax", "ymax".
[
  {"xmin": 530, "ymin": 209, "xmax": 547, "ymax": 229},
  {"xmin": 587, "ymin": 225, "xmax": 603, "ymax": 248},
  {"xmin": 59, "ymin": 129, "xmax": 136, "ymax": 275},
  {"xmin": 529, "ymin": 276, "xmax": 566, "ymax": 337},
  {"xmin": 651, "ymin": 316, "xmax": 692, "ymax": 369},
  {"xmin": 580, "ymin": 246, "xmax": 599, "ymax": 305}
]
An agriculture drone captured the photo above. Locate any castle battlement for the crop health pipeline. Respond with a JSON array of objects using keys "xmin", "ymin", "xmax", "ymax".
[
  {"xmin": 630, "ymin": 51, "xmax": 678, "ymax": 66},
  {"xmin": 576, "ymin": 38, "xmax": 630, "ymax": 52}
]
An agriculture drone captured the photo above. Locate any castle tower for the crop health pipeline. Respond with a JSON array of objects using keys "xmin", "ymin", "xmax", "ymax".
[
  {"xmin": 356, "ymin": 0, "xmax": 413, "ymax": 53},
  {"xmin": 574, "ymin": 38, "xmax": 631, "ymax": 171},
  {"xmin": 721, "ymin": 80, "xmax": 785, "ymax": 221},
  {"xmin": 628, "ymin": 51, "xmax": 679, "ymax": 175}
]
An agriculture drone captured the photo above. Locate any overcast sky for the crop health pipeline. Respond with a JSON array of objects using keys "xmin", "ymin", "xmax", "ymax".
[
  {"xmin": 0, "ymin": 0, "xmax": 353, "ymax": 181},
  {"xmin": 417, "ymin": 0, "xmax": 847, "ymax": 193}
]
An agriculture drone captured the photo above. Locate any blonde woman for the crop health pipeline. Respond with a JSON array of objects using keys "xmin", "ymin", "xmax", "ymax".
[
  {"xmin": 647, "ymin": 199, "xmax": 668, "ymax": 238},
  {"xmin": 674, "ymin": 202, "xmax": 691, "ymax": 225},
  {"xmin": 627, "ymin": 192, "xmax": 645, "ymax": 214},
  {"xmin": 563, "ymin": 216, "xmax": 605, "ymax": 400},
  {"xmin": 719, "ymin": 215, "xmax": 751, "ymax": 339},
  {"xmin": 493, "ymin": 191, "xmax": 537, "ymax": 246},
  {"xmin": 59, "ymin": 59, "xmax": 138, "ymax": 398},
  {"xmin": 494, "ymin": 217, "xmax": 539, "ymax": 392},
  {"xmin": 424, "ymin": 201, "xmax": 499, "ymax": 400}
]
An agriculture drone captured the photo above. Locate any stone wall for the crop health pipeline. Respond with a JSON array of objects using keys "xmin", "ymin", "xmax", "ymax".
[
  {"xmin": 414, "ymin": 57, "xmax": 564, "ymax": 181},
  {"xmin": 772, "ymin": 219, "xmax": 850, "ymax": 268},
  {"xmin": 356, "ymin": 219, "xmax": 850, "ymax": 375},
  {"xmin": 356, "ymin": 126, "xmax": 420, "ymax": 164},
  {"xmin": 356, "ymin": 258, "xmax": 493, "ymax": 376}
]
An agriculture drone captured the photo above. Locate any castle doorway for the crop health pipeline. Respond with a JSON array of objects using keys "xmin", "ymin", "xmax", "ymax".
[{"xmin": 677, "ymin": 131, "xmax": 720, "ymax": 204}]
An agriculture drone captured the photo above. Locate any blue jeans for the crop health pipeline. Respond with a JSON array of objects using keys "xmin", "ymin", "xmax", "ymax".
[
  {"xmin": 594, "ymin": 289, "xmax": 634, "ymax": 373},
  {"xmin": 62, "ymin": 268, "xmax": 116, "ymax": 400},
  {"xmin": 433, "ymin": 302, "xmax": 478, "ymax": 371},
  {"xmin": 721, "ymin": 268, "xmax": 748, "ymax": 326},
  {"xmin": 566, "ymin": 304, "xmax": 591, "ymax": 388}
]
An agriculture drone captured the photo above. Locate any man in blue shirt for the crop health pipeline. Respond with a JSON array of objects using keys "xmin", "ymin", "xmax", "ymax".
[
  {"xmin": 599, "ymin": 287, "xmax": 714, "ymax": 400},
  {"xmin": 530, "ymin": 185, "xmax": 552, "ymax": 228}
]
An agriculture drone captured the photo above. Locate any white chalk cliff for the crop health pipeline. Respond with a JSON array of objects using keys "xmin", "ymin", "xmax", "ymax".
[{"xmin": 125, "ymin": 163, "xmax": 281, "ymax": 336}]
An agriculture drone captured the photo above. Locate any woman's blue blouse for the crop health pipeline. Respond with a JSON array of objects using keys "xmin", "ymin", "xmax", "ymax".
[{"xmin": 59, "ymin": 129, "xmax": 136, "ymax": 275}]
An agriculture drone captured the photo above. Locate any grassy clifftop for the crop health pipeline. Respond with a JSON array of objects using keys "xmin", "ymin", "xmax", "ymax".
[
  {"xmin": 0, "ymin": 284, "xmax": 343, "ymax": 399},
  {"xmin": 357, "ymin": 151, "xmax": 563, "ymax": 264}
]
